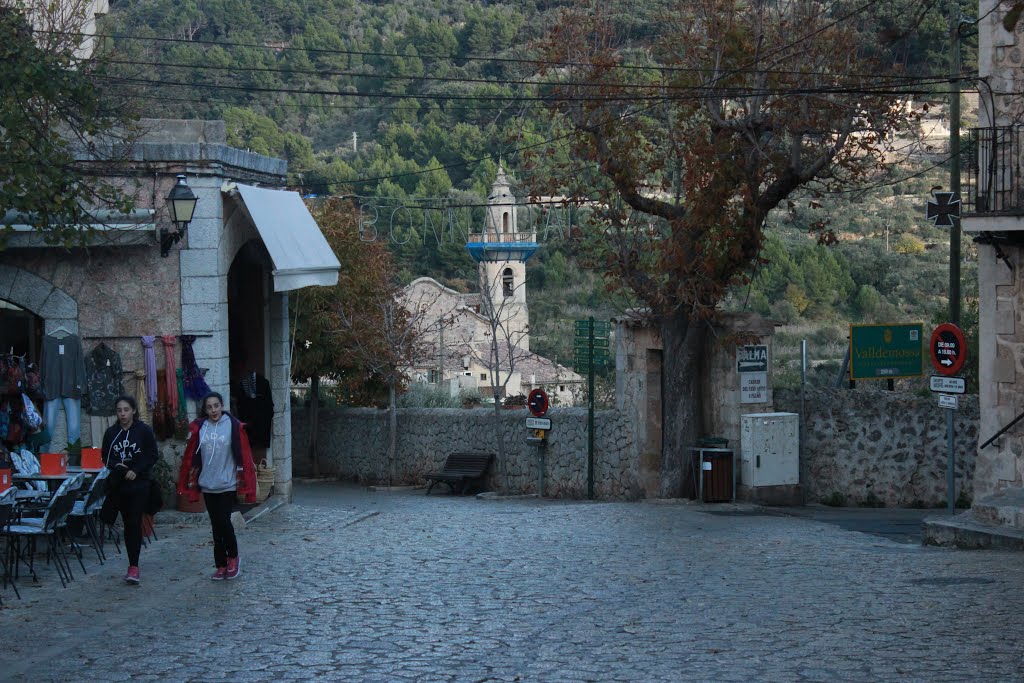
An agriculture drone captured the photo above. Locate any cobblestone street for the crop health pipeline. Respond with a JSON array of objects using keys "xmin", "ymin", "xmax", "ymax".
[{"xmin": 1, "ymin": 481, "xmax": 1022, "ymax": 682}]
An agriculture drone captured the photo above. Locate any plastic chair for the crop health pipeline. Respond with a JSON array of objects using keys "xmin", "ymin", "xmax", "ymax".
[
  {"xmin": 68, "ymin": 470, "xmax": 110, "ymax": 563},
  {"xmin": 0, "ymin": 488, "xmax": 20, "ymax": 602},
  {"xmin": 4, "ymin": 491, "xmax": 79, "ymax": 588}
]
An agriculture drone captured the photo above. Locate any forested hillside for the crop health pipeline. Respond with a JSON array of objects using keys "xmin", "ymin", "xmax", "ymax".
[{"xmin": 101, "ymin": 0, "xmax": 977, "ymax": 377}]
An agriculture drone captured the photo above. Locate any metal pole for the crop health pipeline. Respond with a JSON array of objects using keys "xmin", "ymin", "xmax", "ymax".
[
  {"xmin": 800, "ymin": 339, "xmax": 807, "ymax": 496},
  {"xmin": 946, "ymin": 408, "xmax": 955, "ymax": 513},
  {"xmin": 949, "ymin": 0, "xmax": 962, "ymax": 327},
  {"xmin": 587, "ymin": 316, "xmax": 595, "ymax": 500}
]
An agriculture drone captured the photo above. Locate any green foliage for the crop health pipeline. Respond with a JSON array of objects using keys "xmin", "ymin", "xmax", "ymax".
[
  {"xmin": 397, "ymin": 382, "xmax": 462, "ymax": 408},
  {"xmin": 0, "ymin": 8, "xmax": 138, "ymax": 248}
]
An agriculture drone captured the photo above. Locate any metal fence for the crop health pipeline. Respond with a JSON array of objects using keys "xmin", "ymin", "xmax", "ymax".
[{"xmin": 962, "ymin": 125, "xmax": 1024, "ymax": 215}]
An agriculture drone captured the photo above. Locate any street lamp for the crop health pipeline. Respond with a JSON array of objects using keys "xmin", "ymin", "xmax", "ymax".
[{"xmin": 160, "ymin": 174, "xmax": 198, "ymax": 257}]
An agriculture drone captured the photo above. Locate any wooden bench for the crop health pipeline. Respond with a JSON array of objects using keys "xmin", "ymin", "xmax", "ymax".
[{"xmin": 425, "ymin": 453, "xmax": 494, "ymax": 495}]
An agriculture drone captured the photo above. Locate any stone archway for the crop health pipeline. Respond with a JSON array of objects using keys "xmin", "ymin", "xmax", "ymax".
[{"xmin": 0, "ymin": 263, "xmax": 79, "ymax": 334}]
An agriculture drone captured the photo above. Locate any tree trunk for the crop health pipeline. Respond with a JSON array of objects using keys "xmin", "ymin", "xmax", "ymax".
[
  {"xmin": 387, "ymin": 379, "xmax": 397, "ymax": 487},
  {"xmin": 659, "ymin": 310, "xmax": 706, "ymax": 498},
  {"xmin": 308, "ymin": 375, "xmax": 321, "ymax": 478},
  {"xmin": 492, "ymin": 393, "xmax": 507, "ymax": 492}
]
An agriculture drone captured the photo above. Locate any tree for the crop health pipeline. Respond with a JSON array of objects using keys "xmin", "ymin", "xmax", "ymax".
[
  {"xmin": 1, "ymin": 2, "xmax": 139, "ymax": 247},
  {"xmin": 475, "ymin": 266, "xmax": 533, "ymax": 491},
  {"xmin": 532, "ymin": 0, "xmax": 919, "ymax": 496},
  {"xmin": 291, "ymin": 199, "xmax": 400, "ymax": 476}
]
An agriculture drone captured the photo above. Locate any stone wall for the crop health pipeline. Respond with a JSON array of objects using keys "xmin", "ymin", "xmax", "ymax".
[
  {"xmin": 774, "ymin": 387, "xmax": 979, "ymax": 507},
  {"xmin": 292, "ymin": 406, "xmax": 644, "ymax": 500},
  {"xmin": 293, "ymin": 388, "xmax": 980, "ymax": 507}
]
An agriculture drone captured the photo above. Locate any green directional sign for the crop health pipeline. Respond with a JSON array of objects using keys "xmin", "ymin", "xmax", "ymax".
[
  {"xmin": 574, "ymin": 319, "xmax": 611, "ymax": 334},
  {"xmin": 573, "ymin": 337, "xmax": 610, "ymax": 349},
  {"xmin": 850, "ymin": 323, "xmax": 924, "ymax": 380}
]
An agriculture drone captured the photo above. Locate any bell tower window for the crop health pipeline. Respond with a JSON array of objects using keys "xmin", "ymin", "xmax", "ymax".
[
  {"xmin": 502, "ymin": 268, "xmax": 514, "ymax": 298},
  {"xmin": 502, "ymin": 212, "xmax": 509, "ymax": 234}
]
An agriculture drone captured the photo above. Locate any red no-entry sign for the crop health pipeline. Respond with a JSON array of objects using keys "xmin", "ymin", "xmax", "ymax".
[
  {"xmin": 930, "ymin": 323, "xmax": 967, "ymax": 376},
  {"xmin": 527, "ymin": 388, "xmax": 550, "ymax": 417}
]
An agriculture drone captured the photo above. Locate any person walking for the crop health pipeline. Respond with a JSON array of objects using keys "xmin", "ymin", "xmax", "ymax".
[
  {"xmin": 101, "ymin": 395, "xmax": 159, "ymax": 585},
  {"xmin": 176, "ymin": 391, "xmax": 256, "ymax": 580}
]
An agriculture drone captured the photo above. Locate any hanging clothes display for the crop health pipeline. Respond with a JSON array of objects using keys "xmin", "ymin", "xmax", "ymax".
[
  {"xmin": 161, "ymin": 336, "xmax": 179, "ymax": 418},
  {"xmin": 236, "ymin": 372, "xmax": 273, "ymax": 448},
  {"xmin": 140, "ymin": 336, "xmax": 158, "ymax": 410},
  {"xmin": 179, "ymin": 335, "xmax": 211, "ymax": 400},
  {"xmin": 0, "ymin": 354, "xmax": 30, "ymax": 449},
  {"xmin": 39, "ymin": 333, "xmax": 85, "ymax": 451},
  {"xmin": 133, "ymin": 370, "xmax": 151, "ymax": 426},
  {"xmin": 83, "ymin": 342, "xmax": 125, "ymax": 416},
  {"xmin": 40, "ymin": 333, "xmax": 85, "ymax": 400},
  {"xmin": 175, "ymin": 368, "xmax": 188, "ymax": 425}
]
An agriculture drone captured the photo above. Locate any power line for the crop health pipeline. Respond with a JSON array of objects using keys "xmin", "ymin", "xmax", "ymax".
[
  {"xmin": 95, "ymin": 72, "xmax": 948, "ymax": 106},
  {"xmin": 101, "ymin": 55, "xmax": 958, "ymax": 90}
]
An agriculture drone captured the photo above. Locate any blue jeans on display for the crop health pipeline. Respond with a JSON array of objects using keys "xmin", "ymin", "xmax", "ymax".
[{"xmin": 42, "ymin": 397, "xmax": 82, "ymax": 451}]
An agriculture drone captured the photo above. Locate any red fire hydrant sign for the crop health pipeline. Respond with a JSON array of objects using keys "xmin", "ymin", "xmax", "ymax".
[{"xmin": 929, "ymin": 323, "xmax": 967, "ymax": 376}]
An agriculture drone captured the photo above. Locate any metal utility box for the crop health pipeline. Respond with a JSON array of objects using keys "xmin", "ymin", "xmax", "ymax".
[{"xmin": 740, "ymin": 412, "xmax": 799, "ymax": 487}]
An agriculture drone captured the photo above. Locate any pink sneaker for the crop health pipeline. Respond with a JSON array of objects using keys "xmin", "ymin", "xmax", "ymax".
[
  {"xmin": 225, "ymin": 556, "xmax": 240, "ymax": 580},
  {"xmin": 211, "ymin": 567, "xmax": 226, "ymax": 581},
  {"xmin": 124, "ymin": 566, "xmax": 140, "ymax": 585}
]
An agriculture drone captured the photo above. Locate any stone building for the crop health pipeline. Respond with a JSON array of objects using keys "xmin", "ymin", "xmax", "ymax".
[
  {"xmin": 0, "ymin": 119, "xmax": 339, "ymax": 500},
  {"xmin": 946, "ymin": 0, "xmax": 1024, "ymax": 541},
  {"xmin": 404, "ymin": 167, "xmax": 582, "ymax": 405}
]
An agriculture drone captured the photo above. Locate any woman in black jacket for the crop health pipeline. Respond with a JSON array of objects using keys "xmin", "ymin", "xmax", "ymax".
[{"xmin": 101, "ymin": 395, "xmax": 158, "ymax": 585}]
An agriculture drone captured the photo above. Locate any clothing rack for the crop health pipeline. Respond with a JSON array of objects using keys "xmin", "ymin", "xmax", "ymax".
[{"xmin": 81, "ymin": 333, "xmax": 214, "ymax": 340}]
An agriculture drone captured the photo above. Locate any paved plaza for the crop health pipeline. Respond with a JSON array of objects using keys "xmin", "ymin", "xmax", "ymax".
[{"xmin": 1, "ymin": 481, "xmax": 1022, "ymax": 682}]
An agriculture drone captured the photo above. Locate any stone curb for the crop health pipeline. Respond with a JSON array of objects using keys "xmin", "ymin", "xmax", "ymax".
[{"xmin": 922, "ymin": 512, "xmax": 1024, "ymax": 550}]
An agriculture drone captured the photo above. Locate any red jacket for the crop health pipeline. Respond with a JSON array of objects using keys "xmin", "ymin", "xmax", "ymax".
[{"xmin": 176, "ymin": 413, "xmax": 258, "ymax": 504}]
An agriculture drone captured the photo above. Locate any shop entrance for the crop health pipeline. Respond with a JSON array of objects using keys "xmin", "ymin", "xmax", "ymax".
[
  {"xmin": 227, "ymin": 240, "xmax": 274, "ymax": 462},
  {"xmin": 0, "ymin": 300, "xmax": 43, "ymax": 361}
]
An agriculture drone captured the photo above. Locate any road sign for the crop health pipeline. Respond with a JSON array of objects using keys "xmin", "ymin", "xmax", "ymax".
[
  {"xmin": 737, "ymin": 345, "xmax": 768, "ymax": 373},
  {"xmin": 527, "ymin": 388, "xmax": 549, "ymax": 417},
  {"xmin": 740, "ymin": 372, "xmax": 768, "ymax": 403},
  {"xmin": 930, "ymin": 375, "xmax": 966, "ymax": 394},
  {"xmin": 574, "ymin": 319, "xmax": 610, "ymax": 335},
  {"xmin": 850, "ymin": 323, "xmax": 923, "ymax": 380},
  {"xmin": 930, "ymin": 323, "xmax": 967, "ymax": 376},
  {"xmin": 526, "ymin": 417, "xmax": 552, "ymax": 429},
  {"xmin": 938, "ymin": 393, "xmax": 958, "ymax": 410},
  {"xmin": 926, "ymin": 191, "xmax": 961, "ymax": 228},
  {"xmin": 575, "ymin": 357, "xmax": 609, "ymax": 370},
  {"xmin": 573, "ymin": 337, "xmax": 610, "ymax": 348}
]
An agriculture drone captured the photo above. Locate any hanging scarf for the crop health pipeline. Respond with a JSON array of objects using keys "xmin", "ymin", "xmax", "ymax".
[
  {"xmin": 176, "ymin": 368, "xmax": 188, "ymax": 424},
  {"xmin": 140, "ymin": 336, "xmax": 158, "ymax": 409},
  {"xmin": 179, "ymin": 335, "xmax": 211, "ymax": 400},
  {"xmin": 161, "ymin": 336, "xmax": 178, "ymax": 417},
  {"xmin": 133, "ymin": 370, "xmax": 151, "ymax": 426}
]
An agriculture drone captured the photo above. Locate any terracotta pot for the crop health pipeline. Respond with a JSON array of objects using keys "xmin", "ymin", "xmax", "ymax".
[{"xmin": 176, "ymin": 492, "xmax": 206, "ymax": 513}]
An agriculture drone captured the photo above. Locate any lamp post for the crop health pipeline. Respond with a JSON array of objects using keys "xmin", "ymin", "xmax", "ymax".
[{"xmin": 160, "ymin": 174, "xmax": 198, "ymax": 257}]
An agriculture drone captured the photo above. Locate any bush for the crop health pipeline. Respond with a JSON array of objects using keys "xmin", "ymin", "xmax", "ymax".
[{"xmin": 398, "ymin": 383, "xmax": 462, "ymax": 408}]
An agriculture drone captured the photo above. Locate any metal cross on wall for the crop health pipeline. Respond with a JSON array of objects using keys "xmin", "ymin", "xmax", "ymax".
[{"xmin": 926, "ymin": 191, "xmax": 961, "ymax": 228}]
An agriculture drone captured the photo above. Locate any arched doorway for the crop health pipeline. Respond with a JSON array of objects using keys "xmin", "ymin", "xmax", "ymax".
[
  {"xmin": 227, "ymin": 240, "xmax": 274, "ymax": 463},
  {"xmin": 0, "ymin": 300, "xmax": 43, "ymax": 361}
]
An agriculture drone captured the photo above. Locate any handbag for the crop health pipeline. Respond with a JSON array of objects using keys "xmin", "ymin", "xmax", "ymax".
[
  {"xmin": 146, "ymin": 478, "xmax": 164, "ymax": 515},
  {"xmin": 21, "ymin": 394, "xmax": 42, "ymax": 430}
]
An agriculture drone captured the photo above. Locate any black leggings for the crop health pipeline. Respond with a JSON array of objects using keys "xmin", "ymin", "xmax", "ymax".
[
  {"xmin": 203, "ymin": 491, "xmax": 238, "ymax": 567},
  {"xmin": 117, "ymin": 487, "xmax": 147, "ymax": 566}
]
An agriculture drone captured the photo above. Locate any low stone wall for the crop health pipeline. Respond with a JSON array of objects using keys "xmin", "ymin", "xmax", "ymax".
[
  {"xmin": 774, "ymin": 387, "xmax": 979, "ymax": 507},
  {"xmin": 291, "ymin": 406, "xmax": 644, "ymax": 500},
  {"xmin": 292, "ymin": 387, "xmax": 981, "ymax": 506}
]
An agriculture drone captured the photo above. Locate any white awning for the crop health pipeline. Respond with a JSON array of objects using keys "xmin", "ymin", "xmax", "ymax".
[{"xmin": 234, "ymin": 184, "xmax": 340, "ymax": 292}]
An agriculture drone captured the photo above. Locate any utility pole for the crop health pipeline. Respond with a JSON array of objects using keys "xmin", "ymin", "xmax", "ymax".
[{"xmin": 949, "ymin": 0, "xmax": 962, "ymax": 327}]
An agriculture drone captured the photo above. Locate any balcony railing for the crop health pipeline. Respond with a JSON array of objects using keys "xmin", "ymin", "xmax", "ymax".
[
  {"xmin": 466, "ymin": 229, "xmax": 537, "ymax": 244},
  {"xmin": 963, "ymin": 125, "xmax": 1024, "ymax": 215}
]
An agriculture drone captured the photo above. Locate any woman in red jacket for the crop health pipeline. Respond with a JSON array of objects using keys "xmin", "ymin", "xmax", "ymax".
[{"xmin": 176, "ymin": 391, "xmax": 257, "ymax": 580}]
